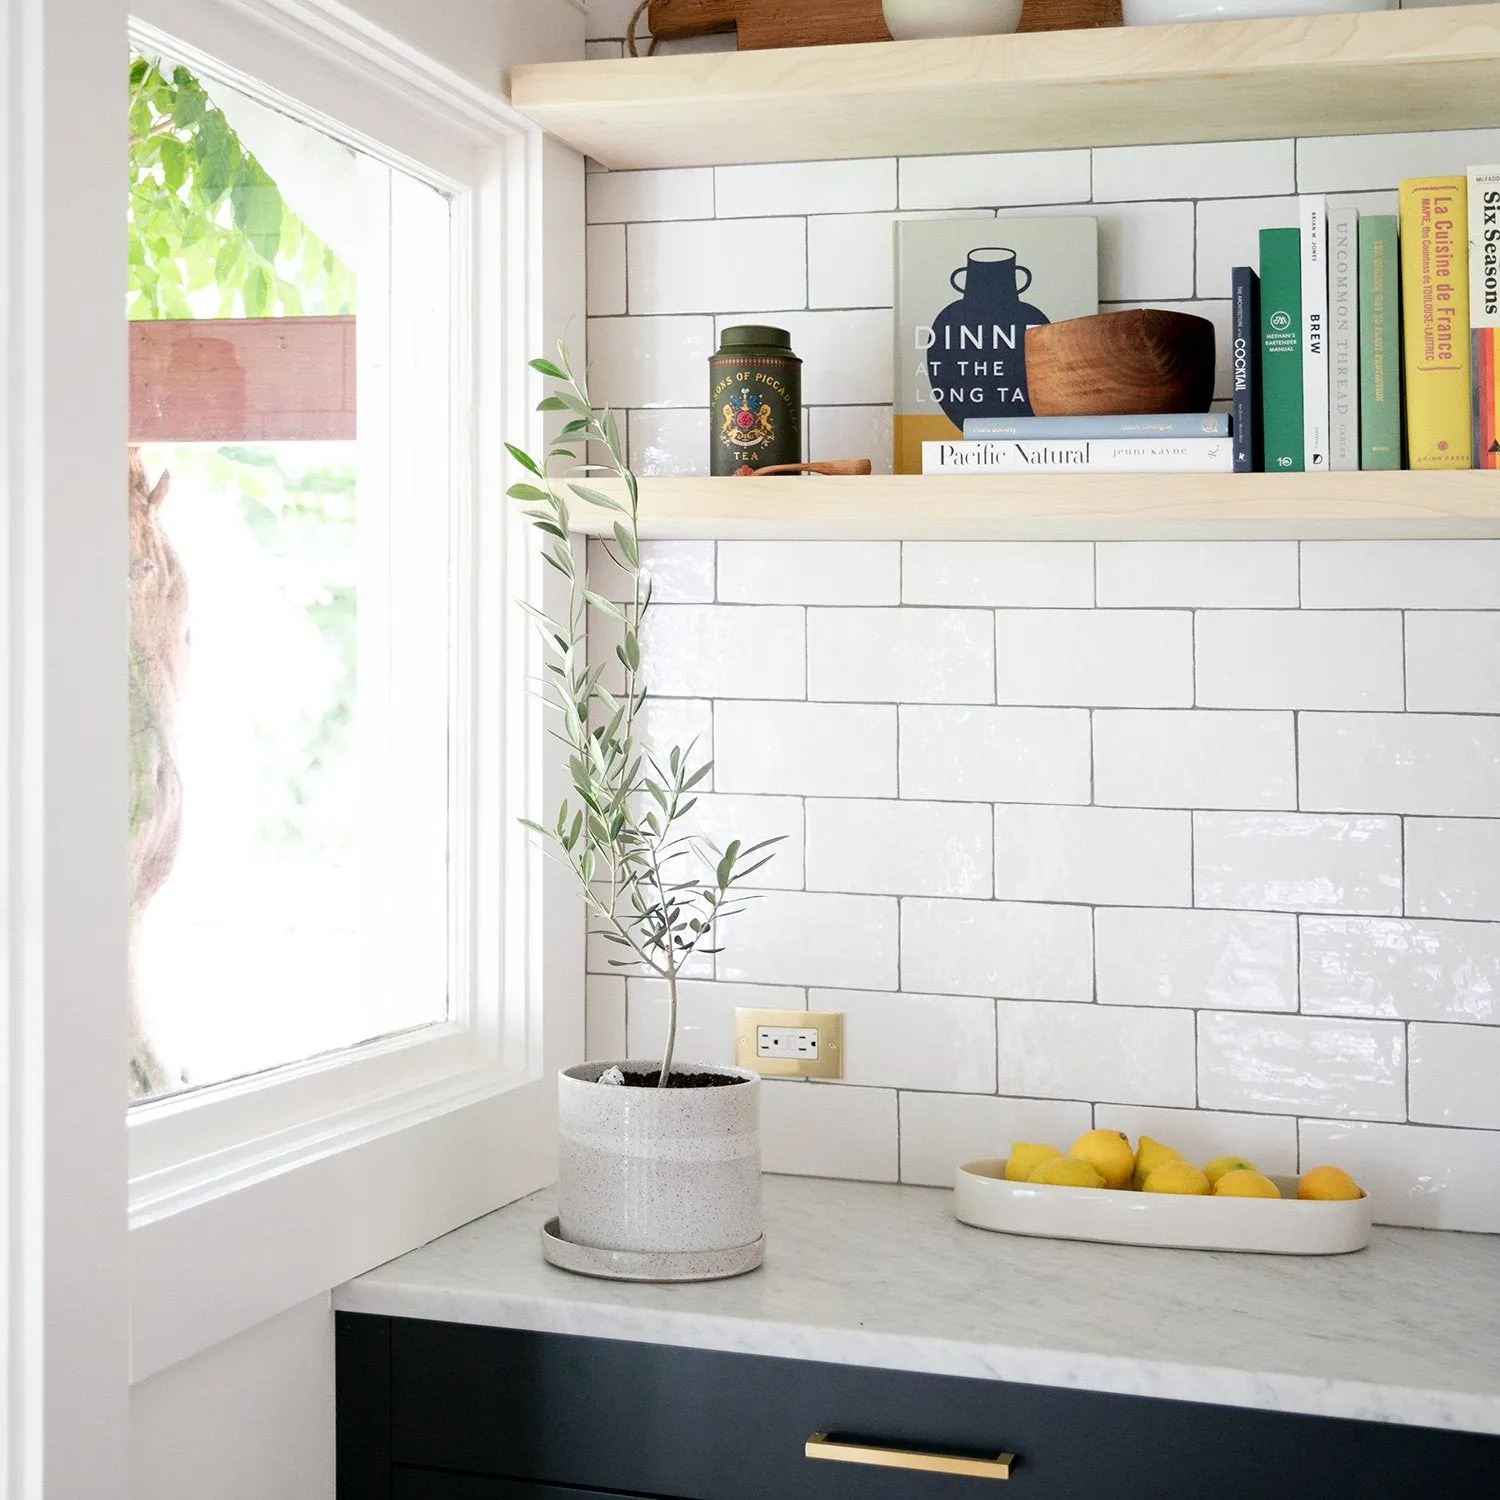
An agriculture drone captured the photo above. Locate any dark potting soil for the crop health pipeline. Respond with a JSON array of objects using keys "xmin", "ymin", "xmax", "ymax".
[{"xmin": 614, "ymin": 1069, "xmax": 742, "ymax": 1088}]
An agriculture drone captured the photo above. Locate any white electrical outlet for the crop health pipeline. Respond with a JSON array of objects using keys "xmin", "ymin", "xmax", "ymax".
[{"xmin": 757, "ymin": 1025, "xmax": 820, "ymax": 1060}]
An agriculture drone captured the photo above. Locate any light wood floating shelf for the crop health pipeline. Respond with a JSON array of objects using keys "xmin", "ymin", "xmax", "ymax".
[
  {"xmin": 566, "ymin": 473, "xmax": 1500, "ymax": 540},
  {"xmin": 512, "ymin": 5, "xmax": 1500, "ymax": 168}
]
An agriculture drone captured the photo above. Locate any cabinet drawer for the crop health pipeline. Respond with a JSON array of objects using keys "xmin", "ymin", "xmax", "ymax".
[
  {"xmin": 367, "ymin": 1316, "xmax": 1499, "ymax": 1500},
  {"xmin": 394, "ymin": 1470, "xmax": 654, "ymax": 1500}
]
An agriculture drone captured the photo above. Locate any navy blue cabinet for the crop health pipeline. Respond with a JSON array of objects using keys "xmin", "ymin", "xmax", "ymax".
[{"xmin": 338, "ymin": 1313, "xmax": 1498, "ymax": 1500}]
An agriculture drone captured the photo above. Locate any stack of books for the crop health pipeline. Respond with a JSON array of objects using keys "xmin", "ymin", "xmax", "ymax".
[
  {"xmin": 922, "ymin": 414, "xmax": 1232, "ymax": 475},
  {"xmin": 1239, "ymin": 169, "xmax": 1499, "ymax": 473}
]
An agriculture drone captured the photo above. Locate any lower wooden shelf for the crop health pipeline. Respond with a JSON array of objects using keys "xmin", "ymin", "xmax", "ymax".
[{"xmin": 564, "ymin": 472, "xmax": 1500, "ymax": 541}]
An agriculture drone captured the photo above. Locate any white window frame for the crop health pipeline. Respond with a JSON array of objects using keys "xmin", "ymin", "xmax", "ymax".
[{"xmin": 122, "ymin": 0, "xmax": 582, "ymax": 1383}]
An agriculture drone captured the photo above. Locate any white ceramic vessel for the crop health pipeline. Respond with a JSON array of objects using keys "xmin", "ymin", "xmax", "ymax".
[
  {"xmin": 954, "ymin": 1159, "xmax": 1372, "ymax": 1254},
  {"xmin": 556, "ymin": 1059, "xmax": 762, "ymax": 1257},
  {"xmin": 881, "ymin": 0, "xmax": 1025, "ymax": 41},
  {"xmin": 1122, "ymin": 0, "xmax": 1394, "ymax": 25}
]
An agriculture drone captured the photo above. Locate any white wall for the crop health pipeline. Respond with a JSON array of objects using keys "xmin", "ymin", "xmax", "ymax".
[{"xmin": 578, "ymin": 33, "xmax": 1500, "ymax": 1236}]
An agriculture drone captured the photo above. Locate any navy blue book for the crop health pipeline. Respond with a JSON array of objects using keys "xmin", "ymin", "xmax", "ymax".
[{"xmin": 1231, "ymin": 266, "xmax": 1262, "ymax": 473}]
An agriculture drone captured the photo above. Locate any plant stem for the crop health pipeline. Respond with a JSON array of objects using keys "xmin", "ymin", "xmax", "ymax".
[{"xmin": 658, "ymin": 964, "xmax": 679, "ymax": 1088}]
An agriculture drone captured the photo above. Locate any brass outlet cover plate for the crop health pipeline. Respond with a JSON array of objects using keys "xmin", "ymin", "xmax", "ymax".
[{"xmin": 734, "ymin": 1007, "xmax": 843, "ymax": 1079}]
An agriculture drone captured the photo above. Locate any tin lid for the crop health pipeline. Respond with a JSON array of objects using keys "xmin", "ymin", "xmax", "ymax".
[{"xmin": 719, "ymin": 324, "xmax": 793, "ymax": 350}]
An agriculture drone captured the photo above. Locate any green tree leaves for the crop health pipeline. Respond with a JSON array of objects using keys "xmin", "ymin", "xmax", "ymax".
[{"xmin": 127, "ymin": 54, "xmax": 354, "ymax": 321}]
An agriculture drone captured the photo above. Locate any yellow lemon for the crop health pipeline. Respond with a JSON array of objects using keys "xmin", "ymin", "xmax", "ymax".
[
  {"xmin": 1214, "ymin": 1169, "xmax": 1282, "ymax": 1199},
  {"xmin": 1004, "ymin": 1142, "xmax": 1062, "ymax": 1183},
  {"xmin": 1028, "ymin": 1157, "xmax": 1106, "ymax": 1189},
  {"xmin": 1132, "ymin": 1135, "xmax": 1184, "ymax": 1191},
  {"xmin": 1203, "ymin": 1154, "xmax": 1258, "ymax": 1187},
  {"xmin": 1142, "ymin": 1160, "xmax": 1212, "ymax": 1196},
  {"xmin": 1298, "ymin": 1165, "xmax": 1363, "ymax": 1201},
  {"xmin": 1068, "ymin": 1129, "xmax": 1135, "ymax": 1190}
]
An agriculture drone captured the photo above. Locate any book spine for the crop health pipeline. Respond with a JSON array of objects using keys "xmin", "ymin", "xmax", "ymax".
[
  {"xmin": 1299, "ymin": 195, "xmax": 1330, "ymax": 470},
  {"xmin": 1401, "ymin": 175, "xmax": 1473, "ymax": 469},
  {"xmin": 1359, "ymin": 215, "xmax": 1402, "ymax": 470},
  {"xmin": 1259, "ymin": 227, "xmax": 1304, "ymax": 472},
  {"xmin": 961, "ymin": 414, "xmax": 1228, "ymax": 439},
  {"xmin": 1231, "ymin": 267, "xmax": 1260, "ymax": 473},
  {"xmin": 922, "ymin": 439, "xmax": 1233, "ymax": 473},
  {"xmin": 1328, "ymin": 205, "xmax": 1360, "ymax": 471},
  {"xmin": 1469, "ymin": 166, "xmax": 1500, "ymax": 469}
]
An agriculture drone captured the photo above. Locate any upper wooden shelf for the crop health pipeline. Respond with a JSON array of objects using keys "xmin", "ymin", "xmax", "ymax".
[
  {"xmin": 512, "ymin": 6, "xmax": 1500, "ymax": 169},
  {"xmin": 565, "ymin": 472, "xmax": 1500, "ymax": 540}
]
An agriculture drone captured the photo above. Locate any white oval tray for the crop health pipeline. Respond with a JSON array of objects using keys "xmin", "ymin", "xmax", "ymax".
[{"xmin": 954, "ymin": 1159, "xmax": 1371, "ymax": 1255}]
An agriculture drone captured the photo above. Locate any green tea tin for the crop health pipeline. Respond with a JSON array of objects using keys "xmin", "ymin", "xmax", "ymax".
[{"xmin": 709, "ymin": 325, "xmax": 802, "ymax": 475}]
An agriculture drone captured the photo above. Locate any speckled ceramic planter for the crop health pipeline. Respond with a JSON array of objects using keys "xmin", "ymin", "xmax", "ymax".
[{"xmin": 556, "ymin": 1059, "xmax": 762, "ymax": 1259}]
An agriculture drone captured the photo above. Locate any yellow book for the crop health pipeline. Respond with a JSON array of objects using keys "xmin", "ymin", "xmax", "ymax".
[{"xmin": 1400, "ymin": 176, "xmax": 1473, "ymax": 468}]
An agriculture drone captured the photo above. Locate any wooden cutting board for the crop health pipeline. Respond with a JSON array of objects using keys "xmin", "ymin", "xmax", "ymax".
[{"xmin": 642, "ymin": 0, "xmax": 1120, "ymax": 52}]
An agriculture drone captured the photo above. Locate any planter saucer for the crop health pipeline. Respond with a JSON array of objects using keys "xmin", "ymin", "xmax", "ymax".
[{"xmin": 540, "ymin": 1217, "xmax": 765, "ymax": 1283}]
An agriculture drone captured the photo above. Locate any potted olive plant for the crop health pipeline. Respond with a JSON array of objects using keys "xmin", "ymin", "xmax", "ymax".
[{"xmin": 510, "ymin": 346, "xmax": 780, "ymax": 1278}]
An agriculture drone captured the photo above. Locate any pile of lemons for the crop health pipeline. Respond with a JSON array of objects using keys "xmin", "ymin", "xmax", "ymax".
[{"xmin": 1006, "ymin": 1130, "xmax": 1363, "ymax": 1201}]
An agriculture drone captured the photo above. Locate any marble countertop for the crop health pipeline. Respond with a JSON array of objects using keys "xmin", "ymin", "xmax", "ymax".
[{"xmin": 334, "ymin": 1175, "xmax": 1500, "ymax": 1435}]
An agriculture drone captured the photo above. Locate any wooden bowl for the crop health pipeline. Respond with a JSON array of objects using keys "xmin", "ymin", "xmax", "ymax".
[{"xmin": 1025, "ymin": 309, "xmax": 1216, "ymax": 416}]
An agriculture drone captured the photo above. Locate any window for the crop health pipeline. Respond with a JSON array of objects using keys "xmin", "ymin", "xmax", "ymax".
[{"xmin": 127, "ymin": 53, "xmax": 455, "ymax": 1101}]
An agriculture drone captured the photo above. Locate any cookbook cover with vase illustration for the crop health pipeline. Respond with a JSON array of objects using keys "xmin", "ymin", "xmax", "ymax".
[{"xmin": 893, "ymin": 217, "xmax": 1099, "ymax": 474}]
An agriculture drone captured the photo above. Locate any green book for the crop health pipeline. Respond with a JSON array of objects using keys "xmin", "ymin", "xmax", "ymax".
[
  {"xmin": 1359, "ymin": 214, "xmax": 1402, "ymax": 470},
  {"xmin": 1259, "ymin": 227, "xmax": 1304, "ymax": 472}
]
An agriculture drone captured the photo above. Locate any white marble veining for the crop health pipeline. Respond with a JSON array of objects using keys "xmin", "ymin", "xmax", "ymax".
[{"xmin": 335, "ymin": 1175, "xmax": 1500, "ymax": 1435}]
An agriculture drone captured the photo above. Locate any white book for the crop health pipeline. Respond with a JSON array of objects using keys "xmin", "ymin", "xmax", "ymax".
[
  {"xmin": 1300, "ymin": 194, "xmax": 1331, "ymax": 470},
  {"xmin": 1328, "ymin": 203, "xmax": 1360, "ymax": 471},
  {"xmin": 922, "ymin": 438, "xmax": 1233, "ymax": 474}
]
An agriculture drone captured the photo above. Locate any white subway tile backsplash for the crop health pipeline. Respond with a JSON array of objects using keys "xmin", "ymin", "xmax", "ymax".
[
  {"xmin": 588, "ymin": 316, "xmax": 714, "ymax": 408},
  {"xmin": 1082, "ymin": 200, "xmax": 1195, "ymax": 301},
  {"xmin": 631, "ymin": 605, "xmax": 804, "ymax": 698},
  {"xmin": 761, "ymin": 1081, "xmax": 898, "ymax": 1181},
  {"xmin": 996, "ymin": 1000, "xmax": 1197, "ymax": 1108},
  {"xmin": 717, "ymin": 158, "xmax": 896, "ymax": 217},
  {"xmin": 714, "ymin": 701, "xmax": 896, "ymax": 797},
  {"xmin": 1198, "ymin": 1012, "xmax": 1406, "ymax": 1120},
  {"xmin": 899, "ymin": 706, "xmax": 1091, "ymax": 804},
  {"xmin": 898, "ymin": 149, "xmax": 1091, "ymax": 210},
  {"xmin": 1093, "ymin": 139, "xmax": 1295, "ymax": 202},
  {"xmin": 584, "ymin": 39, "xmax": 625, "ymax": 61},
  {"xmin": 636, "ymin": 698, "xmax": 714, "ymax": 786},
  {"xmin": 584, "ymin": 0, "xmax": 646, "ymax": 40},
  {"xmin": 1296, "ymin": 128, "xmax": 1500, "ymax": 194},
  {"xmin": 995, "ymin": 610, "xmax": 1193, "ymax": 706},
  {"xmin": 718, "ymin": 541, "xmax": 900, "ymax": 605},
  {"xmin": 1093, "ymin": 1105, "xmax": 1299, "ymax": 1177},
  {"xmin": 807, "ymin": 799, "xmax": 991, "ymax": 898},
  {"xmin": 1301, "ymin": 916, "xmax": 1500, "ymax": 1025},
  {"xmin": 902, "ymin": 542, "xmax": 1094, "ymax": 607},
  {"xmin": 898, "ymin": 1092, "xmax": 1093, "ymax": 1186},
  {"xmin": 686, "ymin": 794, "xmax": 805, "ymax": 890},
  {"xmin": 1405, "ymin": 614, "xmax": 1500, "ymax": 712},
  {"xmin": 717, "ymin": 890, "xmax": 899, "ymax": 989},
  {"xmin": 588, "ymin": 539, "xmax": 715, "ymax": 603},
  {"xmin": 1301, "ymin": 713, "xmax": 1500, "ymax": 818},
  {"xmin": 586, "ymin": 223, "xmax": 627, "ymax": 315},
  {"xmin": 994, "ymin": 804, "xmax": 1191, "ymax": 907},
  {"xmin": 1094, "ymin": 710, "xmax": 1296, "ymax": 810},
  {"xmin": 1298, "ymin": 1118, "xmax": 1500, "ymax": 1232},
  {"xmin": 715, "ymin": 309, "xmax": 894, "ymax": 405},
  {"xmin": 1095, "ymin": 908, "xmax": 1297, "ymax": 1012},
  {"xmin": 902, "ymin": 899, "xmax": 1093, "ymax": 1002},
  {"xmin": 1409, "ymin": 1023, "xmax": 1500, "ymax": 1130},
  {"xmin": 627, "ymin": 979, "xmax": 806, "ymax": 1065},
  {"xmin": 808, "ymin": 608, "xmax": 994, "ymax": 703},
  {"xmin": 587, "ymin": 167, "xmax": 715, "ymax": 223},
  {"xmin": 1194, "ymin": 195, "xmax": 1295, "ymax": 300},
  {"xmin": 806, "ymin": 406, "xmax": 894, "ymax": 473},
  {"xmin": 807, "ymin": 210, "xmax": 992, "ymax": 308},
  {"xmin": 1193, "ymin": 812, "xmax": 1403, "ymax": 915},
  {"xmin": 1095, "ymin": 542, "xmax": 1299, "ymax": 608},
  {"xmin": 629, "ymin": 218, "xmax": 806, "ymax": 315},
  {"xmin": 585, "ymin": 976, "xmax": 627, "ymax": 1061},
  {"xmin": 1195, "ymin": 611, "xmax": 1404, "ymax": 710},
  {"xmin": 628, "ymin": 407, "xmax": 709, "ymax": 474},
  {"xmin": 813, "ymin": 988, "xmax": 996, "ymax": 1092},
  {"xmin": 1406, "ymin": 818, "xmax": 1500, "ymax": 921},
  {"xmin": 1300, "ymin": 541, "xmax": 1500, "ymax": 609}
]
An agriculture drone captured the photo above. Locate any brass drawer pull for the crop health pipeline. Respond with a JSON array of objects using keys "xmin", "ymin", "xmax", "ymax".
[{"xmin": 806, "ymin": 1432, "xmax": 1015, "ymax": 1480}]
